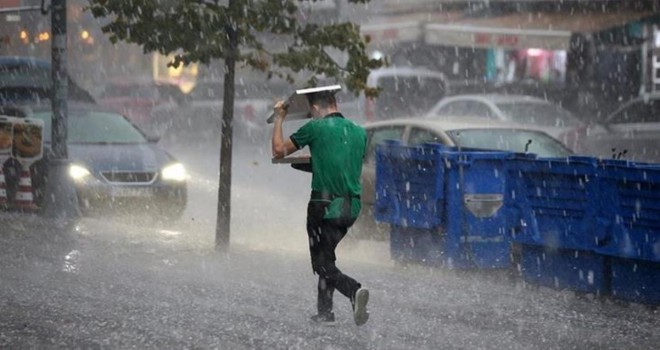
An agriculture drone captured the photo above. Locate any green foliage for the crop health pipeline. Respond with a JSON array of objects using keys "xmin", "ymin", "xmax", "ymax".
[{"xmin": 88, "ymin": 0, "xmax": 382, "ymax": 97}]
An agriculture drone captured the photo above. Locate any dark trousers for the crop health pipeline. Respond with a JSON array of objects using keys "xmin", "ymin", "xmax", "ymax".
[{"xmin": 306, "ymin": 200, "xmax": 361, "ymax": 315}]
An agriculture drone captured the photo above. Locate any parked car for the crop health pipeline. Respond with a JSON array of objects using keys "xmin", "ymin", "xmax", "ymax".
[
  {"xmin": 424, "ymin": 94, "xmax": 586, "ymax": 149},
  {"xmin": 181, "ymin": 79, "xmax": 291, "ymax": 143},
  {"xmin": 0, "ymin": 102, "xmax": 187, "ymax": 220},
  {"xmin": 0, "ymin": 56, "xmax": 95, "ymax": 103},
  {"xmin": 353, "ymin": 118, "xmax": 573, "ymax": 240},
  {"xmin": 333, "ymin": 66, "xmax": 448, "ymax": 123},
  {"xmin": 97, "ymin": 80, "xmax": 188, "ymax": 136},
  {"xmin": 579, "ymin": 93, "xmax": 660, "ymax": 163}
]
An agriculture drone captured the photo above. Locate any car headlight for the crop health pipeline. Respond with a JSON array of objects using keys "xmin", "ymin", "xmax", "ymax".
[
  {"xmin": 69, "ymin": 164, "xmax": 91, "ymax": 181},
  {"xmin": 162, "ymin": 163, "xmax": 187, "ymax": 182}
]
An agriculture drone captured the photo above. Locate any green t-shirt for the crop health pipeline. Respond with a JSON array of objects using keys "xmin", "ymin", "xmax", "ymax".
[{"xmin": 290, "ymin": 113, "xmax": 366, "ymax": 219}]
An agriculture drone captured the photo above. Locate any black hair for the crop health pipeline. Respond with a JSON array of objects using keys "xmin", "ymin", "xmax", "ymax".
[{"xmin": 307, "ymin": 91, "xmax": 337, "ymax": 109}]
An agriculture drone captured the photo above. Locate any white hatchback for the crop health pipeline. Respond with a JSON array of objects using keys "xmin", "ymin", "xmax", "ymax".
[
  {"xmin": 336, "ymin": 66, "xmax": 448, "ymax": 124},
  {"xmin": 424, "ymin": 94, "xmax": 586, "ymax": 149}
]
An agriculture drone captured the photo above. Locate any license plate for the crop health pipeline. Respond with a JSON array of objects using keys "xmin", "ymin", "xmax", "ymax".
[{"xmin": 110, "ymin": 187, "xmax": 153, "ymax": 198}]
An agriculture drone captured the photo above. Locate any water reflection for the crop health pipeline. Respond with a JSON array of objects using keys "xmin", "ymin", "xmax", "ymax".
[
  {"xmin": 62, "ymin": 249, "xmax": 80, "ymax": 274},
  {"xmin": 159, "ymin": 229, "xmax": 182, "ymax": 237}
]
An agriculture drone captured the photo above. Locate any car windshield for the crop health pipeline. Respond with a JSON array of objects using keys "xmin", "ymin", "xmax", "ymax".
[
  {"xmin": 446, "ymin": 129, "xmax": 572, "ymax": 157},
  {"xmin": 496, "ymin": 102, "xmax": 582, "ymax": 127},
  {"xmin": 30, "ymin": 110, "xmax": 147, "ymax": 144},
  {"xmin": 0, "ymin": 61, "xmax": 95, "ymax": 103},
  {"xmin": 0, "ymin": 65, "xmax": 50, "ymax": 89}
]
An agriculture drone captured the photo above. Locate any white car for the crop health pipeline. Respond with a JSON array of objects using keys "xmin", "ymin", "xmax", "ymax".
[
  {"xmin": 424, "ymin": 94, "xmax": 586, "ymax": 148},
  {"xmin": 353, "ymin": 118, "xmax": 573, "ymax": 240},
  {"xmin": 335, "ymin": 66, "xmax": 448, "ymax": 123},
  {"xmin": 180, "ymin": 79, "xmax": 290, "ymax": 143},
  {"xmin": 580, "ymin": 93, "xmax": 660, "ymax": 163}
]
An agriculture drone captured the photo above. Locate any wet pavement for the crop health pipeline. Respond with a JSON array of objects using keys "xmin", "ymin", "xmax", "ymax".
[{"xmin": 1, "ymin": 138, "xmax": 659, "ymax": 349}]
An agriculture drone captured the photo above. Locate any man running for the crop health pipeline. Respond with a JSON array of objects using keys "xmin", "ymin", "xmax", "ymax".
[{"xmin": 271, "ymin": 90, "xmax": 370, "ymax": 326}]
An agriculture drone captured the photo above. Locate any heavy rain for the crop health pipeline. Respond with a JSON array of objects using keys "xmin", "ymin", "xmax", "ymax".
[{"xmin": 1, "ymin": 0, "xmax": 660, "ymax": 349}]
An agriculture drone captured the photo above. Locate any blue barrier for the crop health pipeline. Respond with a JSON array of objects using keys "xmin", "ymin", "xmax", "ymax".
[
  {"xmin": 595, "ymin": 160, "xmax": 660, "ymax": 263},
  {"xmin": 442, "ymin": 149, "xmax": 514, "ymax": 269},
  {"xmin": 595, "ymin": 160, "xmax": 660, "ymax": 305},
  {"xmin": 376, "ymin": 141, "xmax": 660, "ymax": 302},
  {"xmin": 377, "ymin": 142, "xmax": 515, "ymax": 269},
  {"xmin": 375, "ymin": 141, "xmax": 444, "ymax": 229},
  {"xmin": 519, "ymin": 244, "xmax": 609, "ymax": 294},
  {"xmin": 509, "ymin": 156, "xmax": 608, "ymax": 293},
  {"xmin": 374, "ymin": 140, "xmax": 399, "ymax": 225},
  {"xmin": 509, "ymin": 156, "xmax": 604, "ymax": 251},
  {"xmin": 610, "ymin": 258, "xmax": 660, "ymax": 305}
]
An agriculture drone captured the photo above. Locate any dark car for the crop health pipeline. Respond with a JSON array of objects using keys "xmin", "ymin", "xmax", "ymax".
[
  {"xmin": 0, "ymin": 56, "xmax": 95, "ymax": 103},
  {"xmin": 1, "ymin": 102, "xmax": 187, "ymax": 220}
]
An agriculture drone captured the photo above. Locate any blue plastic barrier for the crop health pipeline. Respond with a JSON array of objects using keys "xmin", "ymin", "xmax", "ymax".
[
  {"xmin": 509, "ymin": 156, "xmax": 604, "ymax": 250},
  {"xmin": 377, "ymin": 142, "xmax": 515, "ymax": 269},
  {"xmin": 442, "ymin": 148, "xmax": 515, "ymax": 269},
  {"xmin": 595, "ymin": 159, "xmax": 660, "ymax": 305},
  {"xmin": 520, "ymin": 244, "xmax": 609, "ymax": 295},
  {"xmin": 595, "ymin": 160, "xmax": 660, "ymax": 263},
  {"xmin": 610, "ymin": 258, "xmax": 660, "ymax": 305},
  {"xmin": 375, "ymin": 141, "xmax": 444, "ymax": 229},
  {"xmin": 374, "ymin": 140, "xmax": 399, "ymax": 225},
  {"xmin": 509, "ymin": 156, "xmax": 609, "ymax": 293},
  {"xmin": 376, "ymin": 140, "xmax": 660, "ymax": 303}
]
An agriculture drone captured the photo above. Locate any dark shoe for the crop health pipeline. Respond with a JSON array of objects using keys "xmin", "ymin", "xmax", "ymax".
[
  {"xmin": 310, "ymin": 312, "xmax": 336, "ymax": 325},
  {"xmin": 352, "ymin": 288, "xmax": 370, "ymax": 326}
]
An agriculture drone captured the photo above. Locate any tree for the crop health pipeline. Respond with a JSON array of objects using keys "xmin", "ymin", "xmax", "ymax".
[{"xmin": 88, "ymin": 0, "xmax": 382, "ymax": 250}]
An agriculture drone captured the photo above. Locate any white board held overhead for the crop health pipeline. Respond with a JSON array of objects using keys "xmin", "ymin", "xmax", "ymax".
[{"xmin": 266, "ymin": 84, "xmax": 341, "ymax": 124}]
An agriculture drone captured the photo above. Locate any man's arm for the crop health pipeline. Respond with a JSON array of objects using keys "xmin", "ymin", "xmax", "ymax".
[{"xmin": 271, "ymin": 100, "xmax": 298, "ymax": 159}]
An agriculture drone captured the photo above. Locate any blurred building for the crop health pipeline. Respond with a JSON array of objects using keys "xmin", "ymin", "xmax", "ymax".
[
  {"xmin": 351, "ymin": 0, "xmax": 660, "ymax": 118},
  {"xmin": 2, "ymin": 0, "xmax": 660, "ymax": 117},
  {"xmin": 0, "ymin": 0, "xmax": 172, "ymax": 96}
]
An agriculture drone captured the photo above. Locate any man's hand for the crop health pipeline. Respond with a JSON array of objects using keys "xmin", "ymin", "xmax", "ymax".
[{"xmin": 273, "ymin": 100, "xmax": 288, "ymax": 121}]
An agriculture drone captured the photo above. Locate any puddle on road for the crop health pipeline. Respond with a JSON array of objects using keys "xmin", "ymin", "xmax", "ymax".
[{"xmin": 62, "ymin": 249, "xmax": 81, "ymax": 274}]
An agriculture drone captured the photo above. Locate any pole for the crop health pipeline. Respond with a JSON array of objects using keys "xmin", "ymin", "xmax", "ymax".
[
  {"xmin": 215, "ymin": 0, "xmax": 238, "ymax": 251},
  {"xmin": 42, "ymin": 0, "xmax": 80, "ymax": 221},
  {"xmin": 51, "ymin": 0, "xmax": 67, "ymax": 159}
]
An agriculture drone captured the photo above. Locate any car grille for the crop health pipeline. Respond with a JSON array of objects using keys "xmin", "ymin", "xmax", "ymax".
[{"xmin": 101, "ymin": 171, "xmax": 157, "ymax": 184}]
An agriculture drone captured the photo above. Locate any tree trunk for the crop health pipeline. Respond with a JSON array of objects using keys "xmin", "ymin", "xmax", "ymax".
[{"xmin": 215, "ymin": 14, "xmax": 238, "ymax": 251}]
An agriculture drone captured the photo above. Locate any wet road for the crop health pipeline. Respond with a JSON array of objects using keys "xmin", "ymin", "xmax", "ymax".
[{"xmin": 1, "ymin": 136, "xmax": 659, "ymax": 349}]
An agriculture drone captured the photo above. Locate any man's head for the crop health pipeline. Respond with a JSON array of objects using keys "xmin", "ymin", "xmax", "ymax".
[{"xmin": 307, "ymin": 91, "xmax": 338, "ymax": 118}]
